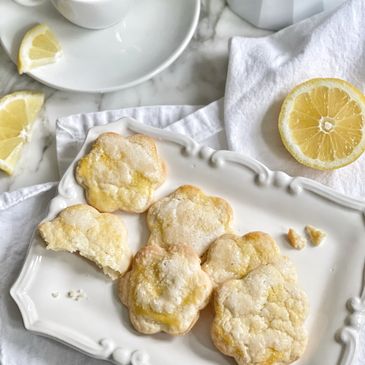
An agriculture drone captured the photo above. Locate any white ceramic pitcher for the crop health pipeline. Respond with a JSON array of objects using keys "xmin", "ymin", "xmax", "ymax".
[{"xmin": 227, "ymin": 0, "xmax": 346, "ymax": 30}]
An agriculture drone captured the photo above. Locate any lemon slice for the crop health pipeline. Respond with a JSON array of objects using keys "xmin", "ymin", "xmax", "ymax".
[
  {"xmin": 18, "ymin": 23, "xmax": 62, "ymax": 75},
  {"xmin": 279, "ymin": 78, "xmax": 365, "ymax": 170},
  {"xmin": 0, "ymin": 91, "xmax": 44, "ymax": 174}
]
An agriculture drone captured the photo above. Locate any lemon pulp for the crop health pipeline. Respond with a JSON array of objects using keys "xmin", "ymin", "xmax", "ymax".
[
  {"xmin": 0, "ymin": 91, "xmax": 44, "ymax": 174},
  {"xmin": 18, "ymin": 23, "xmax": 62, "ymax": 74},
  {"xmin": 279, "ymin": 78, "xmax": 365, "ymax": 170}
]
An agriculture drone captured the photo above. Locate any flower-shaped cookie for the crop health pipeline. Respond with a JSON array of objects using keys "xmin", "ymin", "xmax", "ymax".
[
  {"xmin": 38, "ymin": 204, "xmax": 132, "ymax": 279},
  {"xmin": 212, "ymin": 258, "xmax": 309, "ymax": 365},
  {"xmin": 76, "ymin": 132, "xmax": 166, "ymax": 213},
  {"xmin": 203, "ymin": 232, "xmax": 281, "ymax": 287},
  {"xmin": 119, "ymin": 243, "xmax": 212, "ymax": 335},
  {"xmin": 147, "ymin": 185, "xmax": 233, "ymax": 256}
]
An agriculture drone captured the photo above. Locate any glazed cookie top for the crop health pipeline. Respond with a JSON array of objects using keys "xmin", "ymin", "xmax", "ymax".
[
  {"xmin": 212, "ymin": 258, "xmax": 309, "ymax": 365},
  {"xmin": 147, "ymin": 185, "xmax": 233, "ymax": 256},
  {"xmin": 38, "ymin": 204, "xmax": 132, "ymax": 279},
  {"xmin": 119, "ymin": 243, "xmax": 212, "ymax": 335},
  {"xmin": 76, "ymin": 132, "xmax": 166, "ymax": 213},
  {"xmin": 203, "ymin": 232, "xmax": 281, "ymax": 287}
]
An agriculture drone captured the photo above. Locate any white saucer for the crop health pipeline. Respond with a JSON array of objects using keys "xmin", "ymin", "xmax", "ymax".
[{"xmin": 0, "ymin": 0, "xmax": 200, "ymax": 93}]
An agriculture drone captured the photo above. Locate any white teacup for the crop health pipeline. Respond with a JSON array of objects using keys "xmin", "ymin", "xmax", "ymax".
[
  {"xmin": 13, "ymin": 0, "xmax": 133, "ymax": 30},
  {"xmin": 51, "ymin": 0, "xmax": 133, "ymax": 29}
]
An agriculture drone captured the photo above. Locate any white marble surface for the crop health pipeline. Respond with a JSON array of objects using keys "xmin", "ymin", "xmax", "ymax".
[{"xmin": 0, "ymin": 0, "xmax": 269, "ymax": 195}]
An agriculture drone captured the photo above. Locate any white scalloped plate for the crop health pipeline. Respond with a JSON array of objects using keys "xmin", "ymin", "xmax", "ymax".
[{"xmin": 11, "ymin": 118, "xmax": 365, "ymax": 365}]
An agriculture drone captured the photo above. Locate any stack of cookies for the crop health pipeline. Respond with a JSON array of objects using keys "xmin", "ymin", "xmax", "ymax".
[{"xmin": 38, "ymin": 132, "xmax": 309, "ymax": 365}]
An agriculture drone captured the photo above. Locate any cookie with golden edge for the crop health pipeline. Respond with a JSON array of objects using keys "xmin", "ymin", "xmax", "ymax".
[
  {"xmin": 38, "ymin": 204, "xmax": 132, "ymax": 279},
  {"xmin": 203, "ymin": 231, "xmax": 281, "ymax": 287},
  {"xmin": 212, "ymin": 258, "xmax": 309, "ymax": 365},
  {"xmin": 75, "ymin": 132, "xmax": 166, "ymax": 213},
  {"xmin": 119, "ymin": 243, "xmax": 212, "ymax": 335},
  {"xmin": 147, "ymin": 185, "xmax": 233, "ymax": 256}
]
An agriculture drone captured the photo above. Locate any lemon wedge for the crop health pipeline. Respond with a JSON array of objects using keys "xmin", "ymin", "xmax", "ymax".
[
  {"xmin": 279, "ymin": 78, "xmax": 365, "ymax": 170},
  {"xmin": 18, "ymin": 23, "xmax": 62, "ymax": 75},
  {"xmin": 0, "ymin": 91, "xmax": 44, "ymax": 175}
]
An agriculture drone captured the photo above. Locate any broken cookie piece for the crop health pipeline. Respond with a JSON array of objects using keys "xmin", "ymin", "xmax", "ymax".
[
  {"xmin": 38, "ymin": 204, "xmax": 132, "ymax": 279},
  {"xmin": 287, "ymin": 228, "xmax": 306, "ymax": 250},
  {"xmin": 305, "ymin": 225, "xmax": 327, "ymax": 246}
]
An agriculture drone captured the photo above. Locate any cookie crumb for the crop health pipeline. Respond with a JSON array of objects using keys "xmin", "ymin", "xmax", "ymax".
[
  {"xmin": 51, "ymin": 291, "xmax": 59, "ymax": 299},
  {"xmin": 67, "ymin": 290, "xmax": 77, "ymax": 299},
  {"xmin": 75, "ymin": 289, "xmax": 87, "ymax": 301},
  {"xmin": 287, "ymin": 228, "xmax": 306, "ymax": 250},
  {"xmin": 305, "ymin": 225, "xmax": 327, "ymax": 246},
  {"xmin": 67, "ymin": 289, "xmax": 87, "ymax": 301}
]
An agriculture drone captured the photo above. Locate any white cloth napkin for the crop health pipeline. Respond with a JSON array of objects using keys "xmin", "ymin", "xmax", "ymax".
[{"xmin": 224, "ymin": 0, "xmax": 365, "ymax": 200}]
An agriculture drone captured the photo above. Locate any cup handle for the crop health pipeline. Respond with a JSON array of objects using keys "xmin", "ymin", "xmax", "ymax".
[{"xmin": 13, "ymin": 0, "xmax": 46, "ymax": 6}]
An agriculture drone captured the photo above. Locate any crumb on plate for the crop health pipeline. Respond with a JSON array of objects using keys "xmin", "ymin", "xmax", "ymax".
[
  {"xmin": 67, "ymin": 289, "xmax": 87, "ymax": 301},
  {"xmin": 287, "ymin": 228, "xmax": 306, "ymax": 250},
  {"xmin": 305, "ymin": 225, "xmax": 327, "ymax": 246}
]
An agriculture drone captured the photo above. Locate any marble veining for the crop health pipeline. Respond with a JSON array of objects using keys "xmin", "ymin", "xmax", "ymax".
[{"xmin": 0, "ymin": 0, "xmax": 269, "ymax": 195}]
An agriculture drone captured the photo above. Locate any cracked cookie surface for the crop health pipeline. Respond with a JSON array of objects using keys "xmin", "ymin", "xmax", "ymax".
[
  {"xmin": 203, "ymin": 232, "xmax": 281, "ymax": 287},
  {"xmin": 147, "ymin": 185, "xmax": 233, "ymax": 256},
  {"xmin": 38, "ymin": 204, "xmax": 132, "ymax": 279},
  {"xmin": 212, "ymin": 258, "xmax": 309, "ymax": 365},
  {"xmin": 119, "ymin": 243, "xmax": 212, "ymax": 335},
  {"xmin": 76, "ymin": 132, "xmax": 166, "ymax": 213}
]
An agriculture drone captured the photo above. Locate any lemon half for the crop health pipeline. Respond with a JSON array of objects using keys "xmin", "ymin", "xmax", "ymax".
[
  {"xmin": 18, "ymin": 23, "xmax": 62, "ymax": 75},
  {"xmin": 279, "ymin": 78, "xmax": 365, "ymax": 170},
  {"xmin": 0, "ymin": 91, "xmax": 44, "ymax": 175}
]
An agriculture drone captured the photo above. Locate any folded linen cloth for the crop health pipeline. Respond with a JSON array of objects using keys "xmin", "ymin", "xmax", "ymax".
[
  {"xmin": 224, "ymin": 0, "xmax": 365, "ymax": 200},
  {"xmin": 0, "ymin": 182, "xmax": 57, "ymax": 210}
]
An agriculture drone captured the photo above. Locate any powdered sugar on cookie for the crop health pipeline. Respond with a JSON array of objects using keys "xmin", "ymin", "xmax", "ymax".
[{"xmin": 147, "ymin": 185, "xmax": 233, "ymax": 256}]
